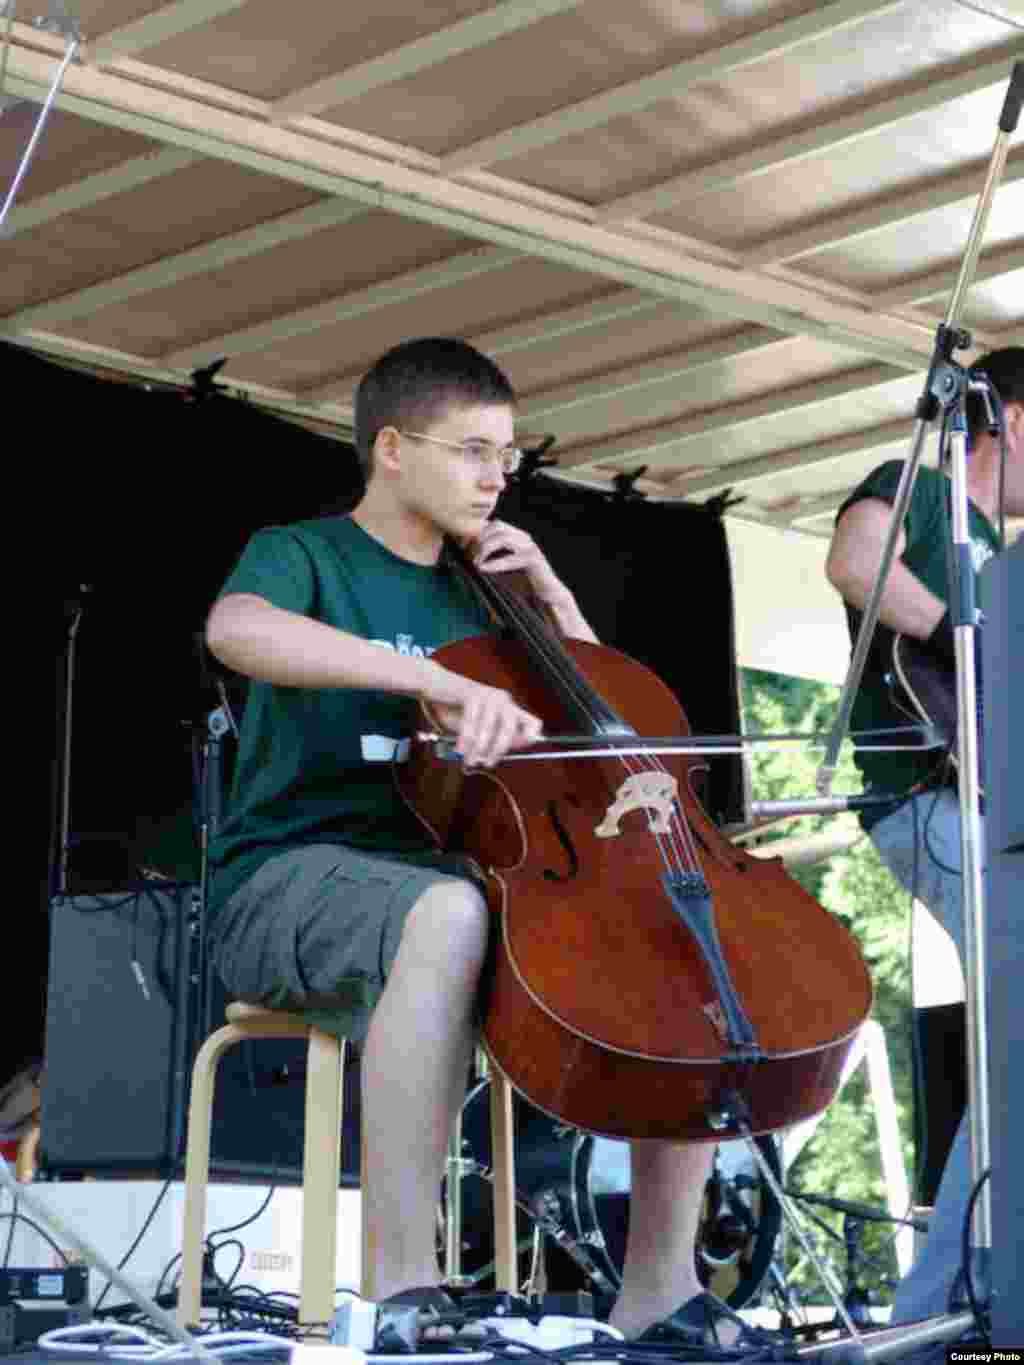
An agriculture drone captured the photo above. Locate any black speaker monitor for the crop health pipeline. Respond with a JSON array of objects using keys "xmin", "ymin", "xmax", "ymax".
[
  {"xmin": 42, "ymin": 887, "xmax": 195, "ymax": 1173},
  {"xmin": 41, "ymin": 885, "xmax": 359, "ymax": 1183}
]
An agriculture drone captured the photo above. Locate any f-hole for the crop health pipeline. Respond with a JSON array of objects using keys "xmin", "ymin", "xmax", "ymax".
[{"xmin": 543, "ymin": 798, "xmax": 580, "ymax": 882}]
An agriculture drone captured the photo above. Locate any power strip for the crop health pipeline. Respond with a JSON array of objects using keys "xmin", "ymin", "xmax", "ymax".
[
  {"xmin": 476, "ymin": 1315, "xmax": 622, "ymax": 1350},
  {"xmin": 331, "ymin": 1299, "xmax": 379, "ymax": 1351},
  {"xmin": 330, "ymin": 1291, "xmax": 623, "ymax": 1356},
  {"xmin": 292, "ymin": 1345, "xmax": 366, "ymax": 1365}
]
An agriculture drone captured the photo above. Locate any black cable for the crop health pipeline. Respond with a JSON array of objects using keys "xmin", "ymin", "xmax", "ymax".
[
  {"xmin": 908, "ymin": 794, "xmax": 932, "ymax": 1210},
  {"xmin": 921, "ymin": 783, "xmax": 959, "ymax": 877},
  {"xmin": 787, "ymin": 1198, "xmax": 903, "ymax": 1292},
  {"xmin": 92, "ymin": 1175, "xmax": 174, "ymax": 1312},
  {"xmin": 960, "ymin": 1167, "xmax": 991, "ymax": 1347},
  {"xmin": 205, "ymin": 1183, "xmax": 276, "ymax": 1240},
  {"xmin": 977, "ymin": 377, "xmax": 1009, "ymax": 549},
  {"xmin": 149, "ymin": 1173, "xmax": 282, "ymax": 1331},
  {"xmin": 782, "ymin": 1195, "xmax": 845, "ymax": 1252},
  {"xmin": 211, "ymin": 1236, "xmax": 245, "ymax": 1293},
  {"xmin": 0, "ymin": 1210, "xmax": 70, "ymax": 1265},
  {"xmin": 2, "ymin": 1192, "xmax": 17, "ymax": 1269}
]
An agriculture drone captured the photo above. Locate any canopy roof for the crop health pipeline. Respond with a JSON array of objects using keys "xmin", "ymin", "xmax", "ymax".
[{"xmin": 3, "ymin": 0, "xmax": 1022, "ymax": 597}]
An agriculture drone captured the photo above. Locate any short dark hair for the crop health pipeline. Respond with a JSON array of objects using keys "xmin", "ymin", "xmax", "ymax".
[
  {"xmin": 967, "ymin": 346, "xmax": 1024, "ymax": 441},
  {"xmin": 354, "ymin": 337, "xmax": 516, "ymax": 478}
]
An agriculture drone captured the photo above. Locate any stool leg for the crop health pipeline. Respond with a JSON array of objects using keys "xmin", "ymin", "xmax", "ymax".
[
  {"xmin": 490, "ymin": 1070, "xmax": 517, "ymax": 1293},
  {"xmin": 15, "ymin": 1123, "xmax": 40, "ymax": 1183},
  {"xmin": 179, "ymin": 1025, "xmax": 246, "ymax": 1328},
  {"xmin": 360, "ymin": 1120, "xmax": 376, "ymax": 1301},
  {"xmin": 298, "ymin": 1031, "xmax": 345, "ymax": 1326}
]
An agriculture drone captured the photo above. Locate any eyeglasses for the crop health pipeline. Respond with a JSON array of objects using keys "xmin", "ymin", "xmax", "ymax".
[{"xmin": 400, "ymin": 430, "xmax": 523, "ymax": 475}]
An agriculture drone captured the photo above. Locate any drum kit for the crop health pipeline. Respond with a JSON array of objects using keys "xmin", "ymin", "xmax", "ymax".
[{"xmin": 439, "ymin": 1078, "xmax": 782, "ymax": 1312}]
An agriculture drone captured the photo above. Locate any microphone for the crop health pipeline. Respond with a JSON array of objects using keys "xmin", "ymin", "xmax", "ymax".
[
  {"xmin": 749, "ymin": 791, "xmax": 905, "ymax": 818},
  {"xmin": 787, "ymin": 1188, "xmax": 928, "ymax": 1232}
]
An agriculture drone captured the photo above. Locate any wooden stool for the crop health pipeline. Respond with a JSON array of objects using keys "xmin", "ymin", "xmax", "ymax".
[
  {"xmin": 178, "ymin": 1002, "xmax": 518, "ymax": 1328},
  {"xmin": 15, "ymin": 1122, "xmax": 40, "ymax": 1183},
  {"xmin": 178, "ymin": 1002, "xmax": 355, "ymax": 1327}
]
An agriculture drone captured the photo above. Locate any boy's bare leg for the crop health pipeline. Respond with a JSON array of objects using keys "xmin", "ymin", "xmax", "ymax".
[
  {"xmin": 361, "ymin": 881, "xmax": 488, "ymax": 1301},
  {"xmin": 609, "ymin": 1140, "xmax": 717, "ymax": 1339}
]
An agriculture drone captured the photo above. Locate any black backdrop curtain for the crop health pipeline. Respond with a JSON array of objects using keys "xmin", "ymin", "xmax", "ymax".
[{"xmin": 18, "ymin": 342, "xmax": 743, "ymax": 1079}]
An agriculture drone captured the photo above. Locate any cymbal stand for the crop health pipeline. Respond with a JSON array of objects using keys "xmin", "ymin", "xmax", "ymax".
[
  {"xmin": 442, "ymin": 1104, "xmax": 472, "ymax": 1288},
  {"xmin": 721, "ymin": 1118, "xmax": 866, "ymax": 1345},
  {"xmin": 813, "ymin": 58, "xmax": 1023, "ymax": 1358},
  {"xmin": 441, "ymin": 1048, "xmax": 489, "ymax": 1290}
]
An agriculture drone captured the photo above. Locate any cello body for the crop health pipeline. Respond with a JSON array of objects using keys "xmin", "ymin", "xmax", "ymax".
[{"xmin": 395, "ymin": 630, "xmax": 873, "ymax": 1144}]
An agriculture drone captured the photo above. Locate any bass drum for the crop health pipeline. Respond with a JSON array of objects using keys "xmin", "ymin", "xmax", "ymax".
[{"xmin": 441, "ymin": 1080, "xmax": 781, "ymax": 1309}]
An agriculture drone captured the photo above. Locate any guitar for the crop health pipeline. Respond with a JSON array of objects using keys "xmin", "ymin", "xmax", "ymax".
[{"xmin": 890, "ymin": 632, "xmax": 984, "ymax": 795}]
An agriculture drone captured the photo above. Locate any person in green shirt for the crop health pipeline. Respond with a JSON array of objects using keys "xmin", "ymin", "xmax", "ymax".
[
  {"xmin": 206, "ymin": 337, "xmax": 750, "ymax": 1348},
  {"xmin": 826, "ymin": 346, "xmax": 1024, "ymax": 1337}
]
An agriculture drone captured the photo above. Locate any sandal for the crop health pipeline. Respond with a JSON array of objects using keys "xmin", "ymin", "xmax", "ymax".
[
  {"xmin": 634, "ymin": 1291, "xmax": 762, "ymax": 1350},
  {"xmin": 374, "ymin": 1286, "xmax": 460, "ymax": 1353}
]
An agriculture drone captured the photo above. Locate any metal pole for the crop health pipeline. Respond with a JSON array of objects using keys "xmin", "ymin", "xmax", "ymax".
[
  {"xmin": 54, "ymin": 588, "xmax": 88, "ymax": 898},
  {"xmin": 815, "ymin": 417, "xmax": 932, "ymax": 795},
  {"xmin": 811, "ymin": 61, "xmax": 1023, "ymax": 1340},
  {"xmin": 945, "ymin": 406, "xmax": 992, "ymax": 1251},
  {"xmin": 443, "ymin": 1109, "xmax": 465, "ymax": 1285},
  {"xmin": 816, "ymin": 61, "xmax": 1021, "ymax": 796},
  {"xmin": 0, "ymin": 31, "xmax": 79, "ymax": 232}
]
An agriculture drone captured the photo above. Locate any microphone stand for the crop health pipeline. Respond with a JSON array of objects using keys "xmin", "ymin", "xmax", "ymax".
[
  {"xmin": 49, "ymin": 584, "xmax": 91, "ymax": 899},
  {"xmin": 192, "ymin": 634, "xmax": 240, "ymax": 1041},
  {"xmin": 814, "ymin": 59, "xmax": 1024, "ymax": 1358}
]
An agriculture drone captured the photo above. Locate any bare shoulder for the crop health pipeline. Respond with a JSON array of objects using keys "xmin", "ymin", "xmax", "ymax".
[{"xmin": 834, "ymin": 497, "xmax": 898, "ymax": 536}]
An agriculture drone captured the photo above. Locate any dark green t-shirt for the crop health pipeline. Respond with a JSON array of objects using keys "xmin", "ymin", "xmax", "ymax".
[
  {"xmin": 837, "ymin": 461, "xmax": 1000, "ymax": 818},
  {"xmin": 208, "ymin": 516, "xmax": 493, "ymax": 915}
]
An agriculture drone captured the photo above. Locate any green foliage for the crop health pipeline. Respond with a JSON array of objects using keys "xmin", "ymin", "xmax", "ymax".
[{"xmin": 739, "ymin": 669, "xmax": 917, "ymax": 1306}]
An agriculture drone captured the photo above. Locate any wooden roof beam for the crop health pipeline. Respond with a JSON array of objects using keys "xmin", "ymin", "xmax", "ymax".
[
  {"xmin": 9, "ymin": 330, "xmax": 356, "ymax": 428},
  {"xmin": 559, "ymin": 366, "xmax": 910, "ymax": 472},
  {"xmin": 600, "ymin": 48, "xmax": 1020, "ymax": 224},
  {"xmin": 440, "ymin": 0, "xmax": 905, "ymax": 174},
  {"xmin": 1, "ymin": 146, "xmax": 197, "ymax": 236},
  {"xmin": 1, "ymin": 33, "xmax": 948, "ymax": 370},
  {"xmin": 271, "ymin": 0, "xmax": 583, "ymax": 121},
  {"xmin": 744, "ymin": 147, "xmax": 1024, "ymax": 269},
  {"xmin": 1, "ymin": 198, "xmax": 367, "ymax": 330},
  {"xmin": 303, "ymin": 289, "xmax": 673, "ymax": 402},
  {"xmin": 880, "ymin": 239, "xmax": 1024, "ymax": 307},
  {"xmin": 519, "ymin": 327, "xmax": 794, "ymax": 424},
  {"xmin": 162, "ymin": 245, "xmax": 521, "ymax": 368},
  {"xmin": 666, "ymin": 419, "xmax": 914, "ymax": 501},
  {"xmin": 85, "ymin": 0, "xmax": 249, "ymax": 65}
]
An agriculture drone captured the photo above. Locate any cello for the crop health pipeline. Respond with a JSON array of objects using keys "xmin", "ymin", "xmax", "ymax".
[{"xmin": 395, "ymin": 546, "xmax": 872, "ymax": 1143}]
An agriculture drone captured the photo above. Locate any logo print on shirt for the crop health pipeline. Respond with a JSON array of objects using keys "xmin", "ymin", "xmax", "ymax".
[
  {"xmin": 970, "ymin": 538, "xmax": 995, "ymax": 574},
  {"xmin": 361, "ymin": 635, "xmax": 437, "ymax": 762},
  {"xmin": 370, "ymin": 636, "xmax": 434, "ymax": 659},
  {"xmin": 361, "ymin": 735, "xmax": 411, "ymax": 762}
]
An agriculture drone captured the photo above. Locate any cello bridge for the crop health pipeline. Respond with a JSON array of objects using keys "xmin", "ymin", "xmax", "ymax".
[{"xmin": 594, "ymin": 772, "xmax": 678, "ymax": 838}]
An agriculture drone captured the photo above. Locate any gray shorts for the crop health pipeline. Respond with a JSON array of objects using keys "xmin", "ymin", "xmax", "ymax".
[{"xmin": 210, "ymin": 843, "xmax": 487, "ymax": 1043}]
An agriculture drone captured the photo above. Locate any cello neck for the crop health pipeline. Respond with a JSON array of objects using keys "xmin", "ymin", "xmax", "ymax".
[{"xmin": 445, "ymin": 538, "xmax": 631, "ymax": 737}]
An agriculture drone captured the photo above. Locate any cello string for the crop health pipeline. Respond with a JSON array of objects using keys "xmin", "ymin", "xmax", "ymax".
[
  {"xmin": 452, "ymin": 545, "xmax": 702, "ymax": 877},
  {"xmin": 494, "ymin": 579, "xmax": 703, "ymax": 875},
  {"xmin": 482, "ymin": 571, "xmax": 729, "ymax": 1023},
  {"xmin": 453, "ymin": 544, "xmax": 616, "ymax": 728}
]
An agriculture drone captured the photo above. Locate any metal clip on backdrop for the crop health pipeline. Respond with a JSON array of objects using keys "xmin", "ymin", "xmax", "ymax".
[{"xmin": 812, "ymin": 59, "xmax": 1024, "ymax": 1361}]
